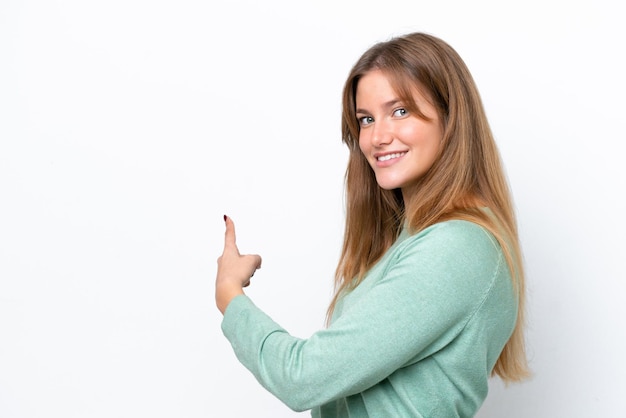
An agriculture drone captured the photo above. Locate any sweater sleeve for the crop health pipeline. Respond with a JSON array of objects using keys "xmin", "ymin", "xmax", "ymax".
[{"xmin": 221, "ymin": 221, "xmax": 507, "ymax": 412}]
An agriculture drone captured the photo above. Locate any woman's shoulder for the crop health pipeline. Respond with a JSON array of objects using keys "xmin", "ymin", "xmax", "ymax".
[
  {"xmin": 388, "ymin": 219, "xmax": 506, "ymax": 285},
  {"xmin": 373, "ymin": 218, "xmax": 513, "ymax": 318},
  {"xmin": 401, "ymin": 219, "xmax": 500, "ymax": 255}
]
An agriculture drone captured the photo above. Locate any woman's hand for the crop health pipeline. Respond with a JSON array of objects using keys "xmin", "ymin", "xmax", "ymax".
[{"xmin": 215, "ymin": 215, "xmax": 262, "ymax": 314}]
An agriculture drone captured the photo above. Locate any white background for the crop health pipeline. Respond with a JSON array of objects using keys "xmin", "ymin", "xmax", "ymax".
[{"xmin": 1, "ymin": 1, "xmax": 624, "ymax": 417}]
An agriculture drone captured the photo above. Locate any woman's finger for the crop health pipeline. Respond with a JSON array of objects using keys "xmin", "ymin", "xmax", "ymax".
[
  {"xmin": 241, "ymin": 255, "xmax": 261, "ymax": 288},
  {"xmin": 223, "ymin": 215, "xmax": 239, "ymax": 254},
  {"xmin": 250, "ymin": 254, "xmax": 262, "ymax": 270}
]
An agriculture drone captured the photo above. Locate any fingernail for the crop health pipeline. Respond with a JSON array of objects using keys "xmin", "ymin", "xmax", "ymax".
[{"xmin": 223, "ymin": 214, "xmax": 227, "ymax": 222}]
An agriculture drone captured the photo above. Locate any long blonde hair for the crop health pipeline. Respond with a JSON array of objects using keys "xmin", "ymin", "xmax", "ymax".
[{"xmin": 329, "ymin": 32, "xmax": 529, "ymax": 382}]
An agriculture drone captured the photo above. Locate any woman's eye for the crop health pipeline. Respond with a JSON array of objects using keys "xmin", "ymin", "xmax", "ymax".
[
  {"xmin": 358, "ymin": 116, "xmax": 374, "ymax": 126},
  {"xmin": 393, "ymin": 108, "xmax": 408, "ymax": 117}
]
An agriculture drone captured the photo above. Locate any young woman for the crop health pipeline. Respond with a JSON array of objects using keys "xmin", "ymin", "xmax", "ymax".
[{"xmin": 216, "ymin": 32, "xmax": 529, "ymax": 417}]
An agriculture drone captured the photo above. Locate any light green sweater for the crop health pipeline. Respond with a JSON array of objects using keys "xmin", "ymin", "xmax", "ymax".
[{"xmin": 221, "ymin": 220, "xmax": 517, "ymax": 417}]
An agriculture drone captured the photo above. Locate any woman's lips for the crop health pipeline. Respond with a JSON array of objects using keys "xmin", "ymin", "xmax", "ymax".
[
  {"xmin": 376, "ymin": 151, "xmax": 407, "ymax": 162},
  {"xmin": 375, "ymin": 151, "xmax": 407, "ymax": 167}
]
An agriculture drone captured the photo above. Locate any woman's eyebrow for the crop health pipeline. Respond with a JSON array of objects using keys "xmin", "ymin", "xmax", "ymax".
[{"xmin": 356, "ymin": 99, "xmax": 402, "ymax": 114}]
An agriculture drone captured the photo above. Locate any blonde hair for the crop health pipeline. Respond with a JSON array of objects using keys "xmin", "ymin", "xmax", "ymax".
[{"xmin": 329, "ymin": 32, "xmax": 530, "ymax": 382}]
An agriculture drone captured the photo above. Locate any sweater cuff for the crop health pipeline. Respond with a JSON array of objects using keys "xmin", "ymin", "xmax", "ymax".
[
  {"xmin": 221, "ymin": 295, "xmax": 285, "ymax": 356},
  {"xmin": 220, "ymin": 294, "xmax": 254, "ymax": 338}
]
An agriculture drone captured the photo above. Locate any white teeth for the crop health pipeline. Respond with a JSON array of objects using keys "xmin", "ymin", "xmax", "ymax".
[{"xmin": 377, "ymin": 152, "xmax": 406, "ymax": 162}]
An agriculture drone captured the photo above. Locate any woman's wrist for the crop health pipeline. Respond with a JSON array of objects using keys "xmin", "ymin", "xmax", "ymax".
[{"xmin": 216, "ymin": 283, "xmax": 244, "ymax": 314}]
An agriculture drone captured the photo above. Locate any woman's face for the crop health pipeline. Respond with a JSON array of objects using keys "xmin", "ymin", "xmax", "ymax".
[{"xmin": 356, "ymin": 70, "xmax": 443, "ymax": 199}]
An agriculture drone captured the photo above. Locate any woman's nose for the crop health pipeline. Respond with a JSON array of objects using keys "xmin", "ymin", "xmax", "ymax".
[{"xmin": 372, "ymin": 120, "xmax": 393, "ymax": 147}]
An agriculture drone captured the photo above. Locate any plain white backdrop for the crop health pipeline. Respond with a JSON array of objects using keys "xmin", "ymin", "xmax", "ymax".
[{"xmin": 1, "ymin": 0, "xmax": 624, "ymax": 417}]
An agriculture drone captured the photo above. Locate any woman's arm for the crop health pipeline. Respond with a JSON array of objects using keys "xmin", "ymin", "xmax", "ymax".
[{"xmin": 217, "ymin": 221, "xmax": 509, "ymax": 412}]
